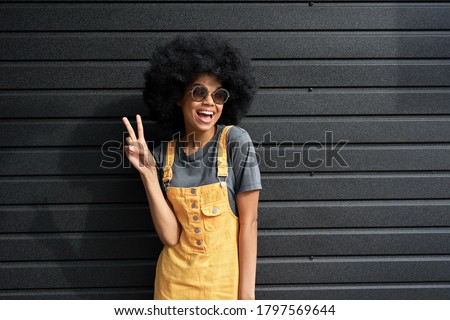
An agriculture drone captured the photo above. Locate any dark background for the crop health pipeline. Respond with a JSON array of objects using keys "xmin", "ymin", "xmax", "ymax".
[{"xmin": 1, "ymin": 1, "xmax": 450, "ymax": 299}]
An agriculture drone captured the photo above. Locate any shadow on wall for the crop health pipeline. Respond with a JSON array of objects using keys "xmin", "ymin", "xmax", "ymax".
[{"xmin": 22, "ymin": 92, "xmax": 171, "ymax": 299}]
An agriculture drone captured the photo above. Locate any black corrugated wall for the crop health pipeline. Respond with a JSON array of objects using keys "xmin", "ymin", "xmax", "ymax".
[{"xmin": 1, "ymin": 1, "xmax": 450, "ymax": 299}]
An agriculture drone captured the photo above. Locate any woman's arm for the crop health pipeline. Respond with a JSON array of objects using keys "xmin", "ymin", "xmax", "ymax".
[
  {"xmin": 140, "ymin": 169, "xmax": 181, "ymax": 247},
  {"xmin": 236, "ymin": 189, "xmax": 260, "ymax": 300},
  {"xmin": 122, "ymin": 115, "xmax": 180, "ymax": 246}
]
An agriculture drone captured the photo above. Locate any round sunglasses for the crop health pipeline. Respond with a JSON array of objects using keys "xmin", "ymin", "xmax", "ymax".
[{"xmin": 189, "ymin": 84, "xmax": 230, "ymax": 105}]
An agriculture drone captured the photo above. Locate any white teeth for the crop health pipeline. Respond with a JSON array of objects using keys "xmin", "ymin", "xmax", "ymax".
[{"xmin": 197, "ymin": 110, "xmax": 213, "ymax": 115}]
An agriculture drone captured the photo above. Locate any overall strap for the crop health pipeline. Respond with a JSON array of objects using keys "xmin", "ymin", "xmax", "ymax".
[
  {"xmin": 162, "ymin": 139, "xmax": 177, "ymax": 187},
  {"xmin": 162, "ymin": 126, "xmax": 233, "ymax": 187},
  {"xmin": 217, "ymin": 125, "xmax": 233, "ymax": 179}
]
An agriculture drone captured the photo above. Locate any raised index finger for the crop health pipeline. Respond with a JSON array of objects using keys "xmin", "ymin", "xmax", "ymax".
[
  {"xmin": 122, "ymin": 116, "xmax": 137, "ymax": 141},
  {"xmin": 136, "ymin": 114, "xmax": 145, "ymax": 139}
]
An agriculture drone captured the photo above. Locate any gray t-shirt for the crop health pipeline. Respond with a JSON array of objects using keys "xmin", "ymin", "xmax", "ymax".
[{"xmin": 152, "ymin": 124, "xmax": 262, "ymax": 216}]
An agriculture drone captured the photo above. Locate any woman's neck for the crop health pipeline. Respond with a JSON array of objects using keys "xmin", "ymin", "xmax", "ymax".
[{"xmin": 181, "ymin": 126, "xmax": 217, "ymax": 155}]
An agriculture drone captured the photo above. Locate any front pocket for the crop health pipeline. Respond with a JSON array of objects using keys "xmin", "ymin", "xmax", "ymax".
[{"xmin": 201, "ymin": 200, "xmax": 229, "ymax": 231}]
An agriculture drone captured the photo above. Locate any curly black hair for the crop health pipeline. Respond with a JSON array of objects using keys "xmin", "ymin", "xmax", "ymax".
[{"xmin": 142, "ymin": 33, "xmax": 257, "ymax": 133}]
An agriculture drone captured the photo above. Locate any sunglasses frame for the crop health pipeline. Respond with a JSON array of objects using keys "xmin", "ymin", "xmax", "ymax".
[{"xmin": 188, "ymin": 84, "xmax": 230, "ymax": 105}]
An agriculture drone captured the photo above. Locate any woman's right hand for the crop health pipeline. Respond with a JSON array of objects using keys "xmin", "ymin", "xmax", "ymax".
[{"xmin": 122, "ymin": 114, "xmax": 156, "ymax": 176}]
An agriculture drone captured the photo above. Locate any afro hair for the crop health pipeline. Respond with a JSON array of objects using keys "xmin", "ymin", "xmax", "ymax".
[{"xmin": 142, "ymin": 33, "xmax": 257, "ymax": 133}]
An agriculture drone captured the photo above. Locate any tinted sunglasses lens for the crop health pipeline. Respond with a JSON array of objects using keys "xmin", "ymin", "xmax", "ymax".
[
  {"xmin": 213, "ymin": 89, "xmax": 229, "ymax": 104},
  {"xmin": 191, "ymin": 86, "xmax": 207, "ymax": 102}
]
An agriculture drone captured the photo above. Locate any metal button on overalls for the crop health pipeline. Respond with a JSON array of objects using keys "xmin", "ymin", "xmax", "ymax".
[{"xmin": 154, "ymin": 125, "xmax": 239, "ymax": 300}]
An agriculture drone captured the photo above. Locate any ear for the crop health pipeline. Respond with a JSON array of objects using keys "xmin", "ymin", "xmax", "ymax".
[{"xmin": 176, "ymin": 98, "xmax": 182, "ymax": 107}]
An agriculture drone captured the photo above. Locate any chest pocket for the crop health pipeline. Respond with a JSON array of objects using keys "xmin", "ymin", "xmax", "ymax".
[{"xmin": 201, "ymin": 200, "xmax": 230, "ymax": 231}]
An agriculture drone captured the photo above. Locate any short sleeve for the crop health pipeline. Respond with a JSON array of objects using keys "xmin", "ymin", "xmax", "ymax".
[{"xmin": 227, "ymin": 126, "xmax": 262, "ymax": 194}]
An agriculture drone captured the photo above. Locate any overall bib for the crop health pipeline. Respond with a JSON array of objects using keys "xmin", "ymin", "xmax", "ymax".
[{"xmin": 154, "ymin": 125, "xmax": 239, "ymax": 300}]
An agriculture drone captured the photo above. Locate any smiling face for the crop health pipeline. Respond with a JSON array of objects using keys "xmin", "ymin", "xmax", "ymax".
[{"xmin": 177, "ymin": 73, "xmax": 225, "ymax": 135}]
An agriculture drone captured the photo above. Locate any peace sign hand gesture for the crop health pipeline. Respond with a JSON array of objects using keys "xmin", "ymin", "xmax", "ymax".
[{"xmin": 122, "ymin": 114, "xmax": 156, "ymax": 176}]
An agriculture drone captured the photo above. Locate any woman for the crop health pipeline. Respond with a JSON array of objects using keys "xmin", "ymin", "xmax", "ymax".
[{"xmin": 122, "ymin": 33, "xmax": 261, "ymax": 300}]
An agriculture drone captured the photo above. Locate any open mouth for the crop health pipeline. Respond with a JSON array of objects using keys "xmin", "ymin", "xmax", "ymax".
[{"xmin": 196, "ymin": 110, "xmax": 214, "ymax": 123}]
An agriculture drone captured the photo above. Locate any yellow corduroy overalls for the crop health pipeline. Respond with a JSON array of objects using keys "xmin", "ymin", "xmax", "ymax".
[{"xmin": 154, "ymin": 125, "xmax": 239, "ymax": 300}]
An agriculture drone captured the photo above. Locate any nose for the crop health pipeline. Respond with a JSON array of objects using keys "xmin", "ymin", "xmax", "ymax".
[{"xmin": 203, "ymin": 92, "xmax": 215, "ymax": 106}]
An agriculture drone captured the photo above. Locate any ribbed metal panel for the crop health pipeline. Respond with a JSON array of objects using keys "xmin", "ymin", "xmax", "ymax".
[
  {"xmin": 1, "ymin": 230, "xmax": 450, "ymax": 261},
  {"xmin": 2, "ymin": 174, "xmax": 450, "ymax": 203},
  {"xmin": 0, "ymin": 4, "xmax": 449, "ymax": 31},
  {"xmin": 2, "ymin": 62, "xmax": 450, "ymax": 88},
  {"xmin": 2, "ymin": 145, "xmax": 450, "ymax": 175},
  {"xmin": 2, "ymin": 32, "xmax": 450, "ymax": 60},
  {"xmin": 0, "ymin": 1, "xmax": 449, "ymax": 299},
  {"xmin": 1, "ymin": 89, "xmax": 450, "ymax": 118}
]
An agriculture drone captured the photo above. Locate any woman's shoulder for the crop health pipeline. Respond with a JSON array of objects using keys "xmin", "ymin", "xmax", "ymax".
[{"xmin": 225, "ymin": 125, "xmax": 253, "ymax": 144}]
